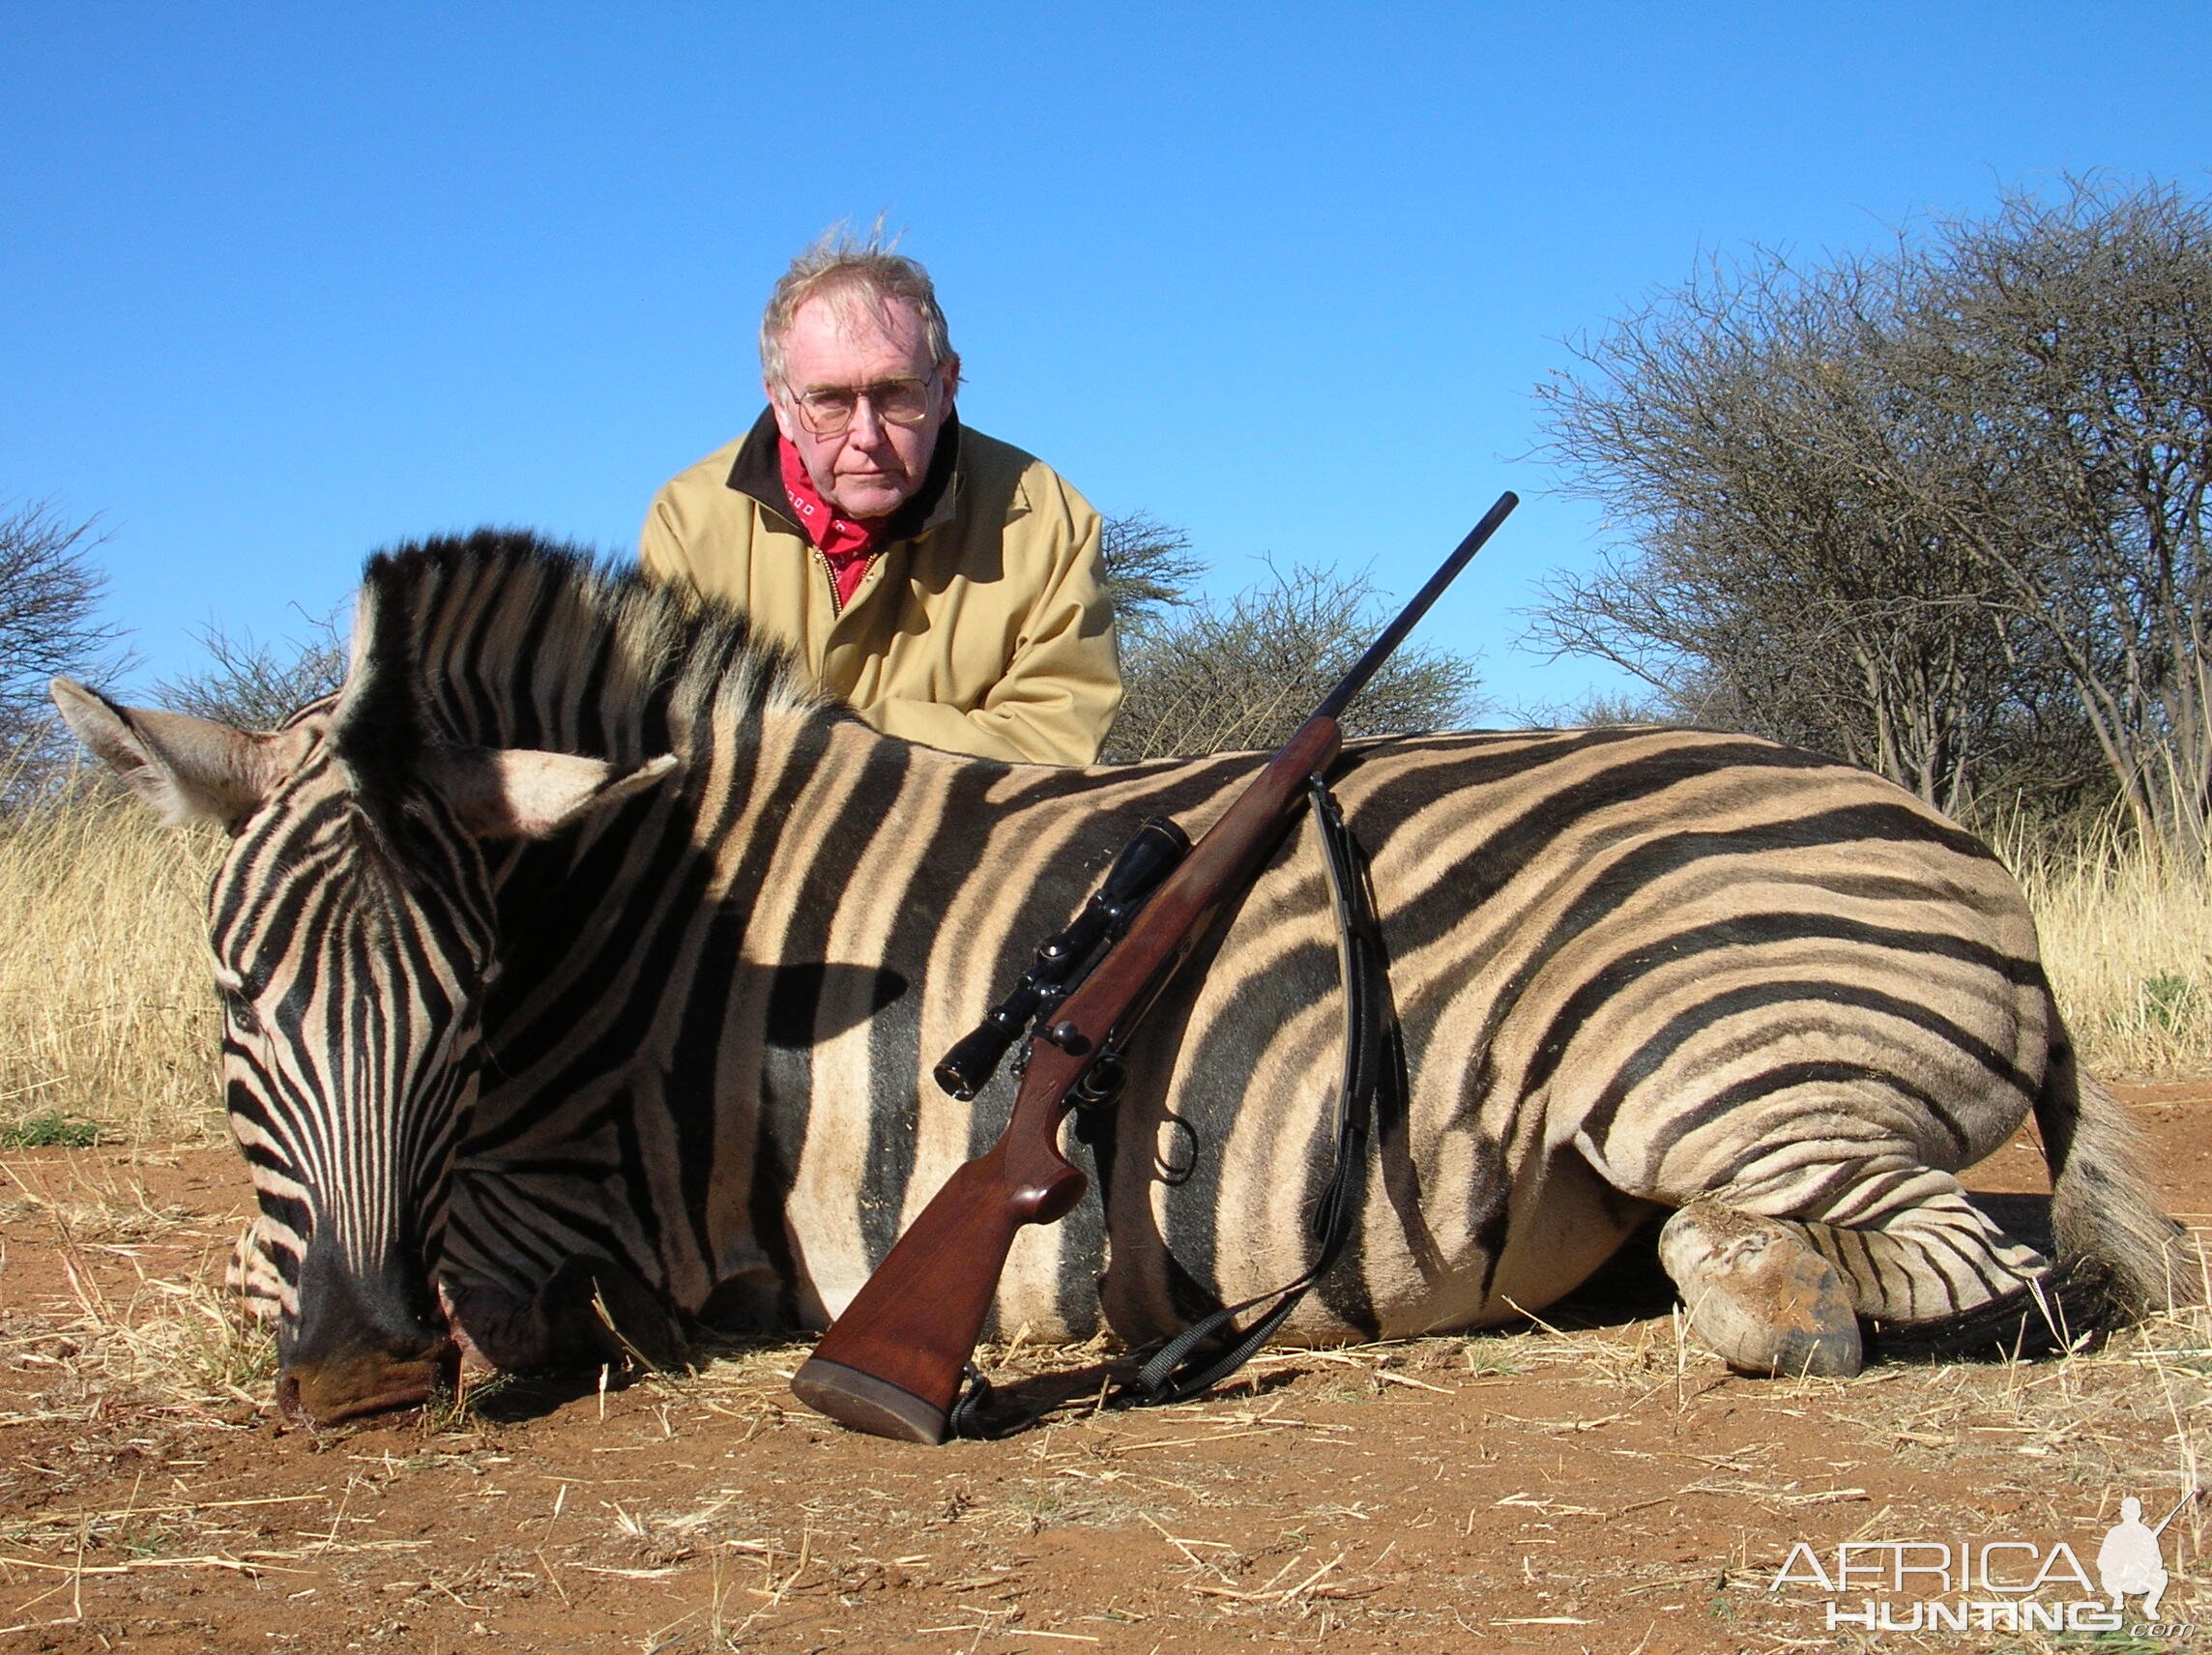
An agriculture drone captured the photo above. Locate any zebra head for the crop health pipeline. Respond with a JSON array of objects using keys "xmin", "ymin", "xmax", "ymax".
[{"xmin": 50, "ymin": 595, "xmax": 674, "ymax": 1426}]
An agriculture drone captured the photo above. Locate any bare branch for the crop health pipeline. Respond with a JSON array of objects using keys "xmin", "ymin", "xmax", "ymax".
[
  {"xmin": 154, "ymin": 609, "xmax": 350, "ymax": 731},
  {"xmin": 1099, "ymin": 511, "xmax": 1205, "ymax": 635},
  {"xmin": 0, "ymin": 503, "xmax": 131, "ymax": 810}
]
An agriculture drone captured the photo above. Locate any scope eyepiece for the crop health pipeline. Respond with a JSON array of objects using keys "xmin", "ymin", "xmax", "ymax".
[{"xmin": 933, "ymin": 1024, "xmax": 1014, "ymax": 1101}]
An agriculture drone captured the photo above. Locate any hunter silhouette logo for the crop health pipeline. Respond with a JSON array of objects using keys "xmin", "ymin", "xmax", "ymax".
[{"xmin": 2098, "ymin": 1493, "xmax": 2191, "ymax": 1620}]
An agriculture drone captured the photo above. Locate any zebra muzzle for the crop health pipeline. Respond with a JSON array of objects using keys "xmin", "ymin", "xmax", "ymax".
[{"xmin": 276, "ymin": 1341, "xmax": 461, "ymax": 1426}]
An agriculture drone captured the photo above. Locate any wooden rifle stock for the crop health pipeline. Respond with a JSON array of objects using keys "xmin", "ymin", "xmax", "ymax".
[{"xmin": 792, "ymin": 491, "xmax": 1518, "ymax": 1443}]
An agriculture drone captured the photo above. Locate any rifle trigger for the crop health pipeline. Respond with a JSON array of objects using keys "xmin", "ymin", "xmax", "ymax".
[{"xmin": 1072, "ymin": 1052, "xmax": 1126, "ymax": 1110}]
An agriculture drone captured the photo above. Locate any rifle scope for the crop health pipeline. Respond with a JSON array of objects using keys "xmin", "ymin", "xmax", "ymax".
[{"xmin": 933, "ymin": 816, "xmax": 1191, "ymax": 1101}]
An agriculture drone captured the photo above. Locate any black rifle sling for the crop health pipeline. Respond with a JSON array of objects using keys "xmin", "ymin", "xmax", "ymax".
[
  {"xmin": 1121, "ymin": 770, "xmax": 1395, "ymax": 1407},
  {"xmin": 948, "ymin": 772, "xmax": 1396, "ymax": 1437}
]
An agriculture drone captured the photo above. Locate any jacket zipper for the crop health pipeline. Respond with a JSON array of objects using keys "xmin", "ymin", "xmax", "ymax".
[
  {"xmin": 812, "ymin": 546, "xmax": 845, "ymax": 616},
  {"xmin": 815, "ymin": 546, "xmax": 886, "ymax": 618}
]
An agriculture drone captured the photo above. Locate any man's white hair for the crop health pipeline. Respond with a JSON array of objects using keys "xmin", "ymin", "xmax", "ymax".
[{"xmin": 759, "ymin": 228, "xmax": 956, "ymax": 386}]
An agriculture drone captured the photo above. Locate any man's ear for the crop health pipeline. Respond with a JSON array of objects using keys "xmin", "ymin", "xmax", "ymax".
[
  {"xmin": 49, "ymin": 677, "xmax": 314, "ymax": 832},
  {"xmin": 423, "ymin": 746, "xmax": 679, "ymax": 840},
  {"xmin": 938, "ymin": 353, "xmax": 961, "ymax": 404},
  {"xmin": 767, "ymin": 375, "xmax": 800, "ymax": 445}
]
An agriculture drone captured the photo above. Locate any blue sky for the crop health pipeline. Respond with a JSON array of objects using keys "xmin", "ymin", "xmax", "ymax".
[{"xmin": 5, "ymin": 4, "xmax": 2208, "ymax": 717}]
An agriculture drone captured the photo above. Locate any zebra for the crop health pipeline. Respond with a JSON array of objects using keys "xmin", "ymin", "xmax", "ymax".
[{"xmin": 51, "ymin": 531, "xmax": 2192, "ymax": 1426}]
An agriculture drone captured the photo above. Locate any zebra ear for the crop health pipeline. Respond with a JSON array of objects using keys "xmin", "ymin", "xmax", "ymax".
[
  {"xmin": 48, "ymin": 677, "xmax": 313, "ymax": 831},
  {"xmin": 425, "ymin": 745, "xmax": 679, "ymax": 840}
]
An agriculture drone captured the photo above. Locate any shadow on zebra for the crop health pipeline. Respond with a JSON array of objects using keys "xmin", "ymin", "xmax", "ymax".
[{"xmin": 51, "ymin": 531, "xmax": 2197, "ymax": 1429}]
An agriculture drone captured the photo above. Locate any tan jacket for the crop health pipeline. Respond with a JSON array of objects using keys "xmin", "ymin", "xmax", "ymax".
[{"xmin": 639, "ymin": 410, "xmax": 1121, "ymax": 765}]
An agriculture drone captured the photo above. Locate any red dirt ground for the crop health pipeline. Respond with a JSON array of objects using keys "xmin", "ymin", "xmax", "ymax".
[{"xmin": 3, "ymin": 1087, "xmax": 2208, "ymax": 1653}]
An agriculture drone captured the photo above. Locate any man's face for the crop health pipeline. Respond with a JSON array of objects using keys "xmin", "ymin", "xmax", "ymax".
[{"xmin": 769, "ymin": 294, "xmax": 956, "ymax": 521}]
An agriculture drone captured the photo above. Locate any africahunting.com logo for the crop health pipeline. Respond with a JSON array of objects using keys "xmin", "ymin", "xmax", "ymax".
[{"xmin": 1768, "ymin": 1491, "xmax": 2196, "ymax": 1637}]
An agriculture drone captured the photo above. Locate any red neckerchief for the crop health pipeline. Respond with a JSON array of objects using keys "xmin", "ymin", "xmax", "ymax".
[{"xmin": 779, "ymin": 437, "xmax": 883, "ymax": 608}]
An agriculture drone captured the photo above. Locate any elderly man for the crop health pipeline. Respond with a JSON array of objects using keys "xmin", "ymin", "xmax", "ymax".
[{"xmin": 640, "ymin": 243, "xmax": 1121, "ymax": 765}]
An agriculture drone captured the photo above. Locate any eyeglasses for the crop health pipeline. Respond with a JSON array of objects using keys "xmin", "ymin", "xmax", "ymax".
[{"xmin": 783, "ymin": 373, "xmax": 939, "ymax": 437}]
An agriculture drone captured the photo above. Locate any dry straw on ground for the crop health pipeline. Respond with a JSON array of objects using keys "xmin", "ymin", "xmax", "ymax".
[
  {"xmin": 0, "ymin": 1162, "xmax": 274, "ymax": 1429},
  {"xmin": 2, "ymin": 1147, "xmax": 2206, "ymax": 1650}
]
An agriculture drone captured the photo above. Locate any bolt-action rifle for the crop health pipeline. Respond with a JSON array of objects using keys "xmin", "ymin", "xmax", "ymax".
[{"xmin": 791, "ymin": 491, "xmax": 1520, "ymax": 1443}]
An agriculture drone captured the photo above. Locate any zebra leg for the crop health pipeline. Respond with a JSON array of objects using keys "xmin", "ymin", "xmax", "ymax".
[
  {"xmin": 440, "ymin": 1257, "xmax": 687, "ymax": 1374},
  {"xmin": 537, "ymin": 1255, "xmax": 687, "ymax": 1371},
  {"xmin": 1780, "ymin": 1185, "xmax": 2116, "ymax": 1362},
  {"xmin": 1660, "ymin": 1168, "xmax": 2079, "ymax": 1375},
  {"xmin": 224, "ymin": 1217, "xmax": 288, "ymax": 1325}
]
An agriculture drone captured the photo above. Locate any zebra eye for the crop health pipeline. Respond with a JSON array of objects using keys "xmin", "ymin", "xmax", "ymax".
[{"xmin": 225, "ymin": 994, "xmax": 262, "ymax": 1038}]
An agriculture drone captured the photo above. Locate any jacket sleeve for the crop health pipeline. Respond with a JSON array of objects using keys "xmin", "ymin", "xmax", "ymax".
[
  {"xmin": 864, "ymin": 477, "xmax": 1123, "ymax": 766},
  {"xmin": 638, "ymin": 484, "xmax": 697, "ymax": 590}
]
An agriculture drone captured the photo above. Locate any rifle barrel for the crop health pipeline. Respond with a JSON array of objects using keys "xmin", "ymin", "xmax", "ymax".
[{"xmin": 1315, "ymin": 490, "xmax": 1518, "ymax": 723}]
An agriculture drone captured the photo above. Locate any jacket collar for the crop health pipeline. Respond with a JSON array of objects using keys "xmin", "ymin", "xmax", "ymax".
[{"xmin": 725, "ymin": 405, "xmax": 966, "ymax": 543}]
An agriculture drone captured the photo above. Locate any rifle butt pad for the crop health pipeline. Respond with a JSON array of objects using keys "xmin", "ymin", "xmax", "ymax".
[{"xmin": 789, "ymin": 1356, "xmax": 950, "ymax": 1445}]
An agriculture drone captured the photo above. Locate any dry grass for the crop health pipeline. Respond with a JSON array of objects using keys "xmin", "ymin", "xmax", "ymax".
[
  {"xmin": 594, "ymin": 1285, "xmax": 2212, "ymax": 1648},
  {"xmin": 1, "ymin": 1263, "xmax": 276, "ymax": 1429},
  {"xmin": 2004, "ymin": 823, "xmax": 2212, "ymax": 1077},
  {"xmin": 0, "ymin": 784, "xmax": 224, "ymax": 1145},
  {"xmin": 656, "ymin": 1263, "xmax": 2212, "ymax": 1488}
]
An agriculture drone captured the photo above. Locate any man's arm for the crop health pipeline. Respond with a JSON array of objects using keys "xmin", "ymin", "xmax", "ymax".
[
  {"xmin": 863, "ymin": 471, "xmax": 1122, "ymax": 766},
  {"xmin": 638, "ymin": 506, "xmax": 679, "ymax": 583},
  {"xmin": 639, "ymin": 439, "xmax": 752, "ymax": 599}
]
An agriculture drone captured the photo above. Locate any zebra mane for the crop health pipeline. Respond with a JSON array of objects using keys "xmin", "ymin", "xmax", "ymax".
[{"xmin": 331, "ymin": 529, "xmax": 835, "ymax": 806}]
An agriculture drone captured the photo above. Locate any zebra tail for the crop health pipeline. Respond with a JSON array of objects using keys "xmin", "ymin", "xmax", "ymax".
[{"xmin": 2034, "ymin": 1041, "xmax": 2203, "ymax": 1319}]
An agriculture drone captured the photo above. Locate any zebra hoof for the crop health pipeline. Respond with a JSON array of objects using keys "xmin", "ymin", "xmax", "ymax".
[{"xmin": 1659, "ymin": 1202, "xmax": 1863, "ymax": 1379}]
